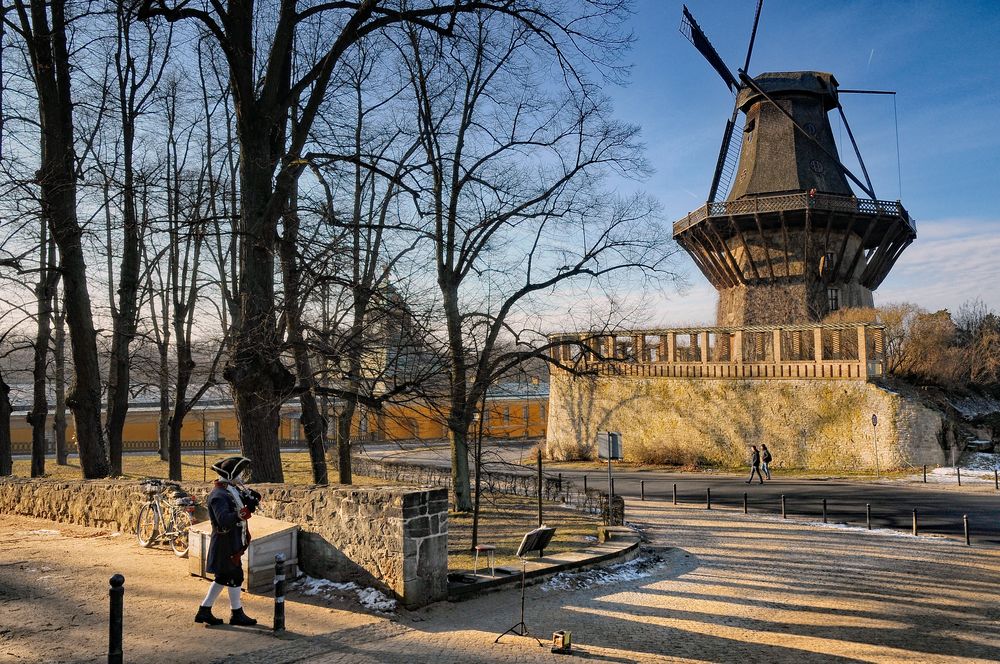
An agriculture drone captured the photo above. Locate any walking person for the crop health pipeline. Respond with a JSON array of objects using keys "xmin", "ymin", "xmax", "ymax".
[
  {"xmin": 761, "ymin": 444, "xmax": 773, "ymax": 481},
  {"xmin": 194, "ymin": 456, "xmax": 258, "ymax": 627},
  {"xmin": 746, "ymin": 445, "xmax": 764, "ymax": 484}
]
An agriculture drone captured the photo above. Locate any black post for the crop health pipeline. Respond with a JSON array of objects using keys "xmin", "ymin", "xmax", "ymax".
[
  {"xmin": 964, "ymin": 514, "xmax": 970, "ymax": 546},
  {"xmin": 583, "ymin": 475, "xmax": 588, "ymax": 493},
  {"xmin": 822, "ymin": 498, "xmax": 827, "ymax": 523},
  {"xmin": 957, "ymin": 466, "xmax": 962, "ymax": 486},
  {"xmin": 912, "ymin": 509, "xmax": 918, "ymax": 536},
  {"xmin": 672, "ymin": 483, "xmax": 677, "ymax": 505},
  {"xmin": 781, "ymin": 494, "xmax": 786, "ymax": 519},
  {"xmin": 537, "ymin": 450, "xmax": 543, "ymax": 527},
  {"xmin": 706, "ymin": 488, "xmax": 711, "ymax": 510},
  {"xmin": 743, "ymin": 492, "xmax": 748, "ymax": 514},
  {"xmin": 866, "ymin": 504, "xmax": 871, "ymax": 530},
  {"xmin": 640, "ymin": 480, "xmax": 645, "ymax": 501},
  {"xmin": 558, "ymin": 473, "xmax": 562, "ymax": 493},
  {"xmin": 995, "ymin": 469, "xmax": 998, "ymax": 491},
  {"xmin": 610, "ymin": 477, "xmax": 615, "ymax": 497},
  {"xmin": 923, "ymin": 465, "xmax": 927, "ymax": 483},
  {"xmin": 108, "ymin": 574, "xmax": 124, "ymax": 664},
  {"xmin": 273, "ymin": 554, "xmax": 286, "ymax": 635}
]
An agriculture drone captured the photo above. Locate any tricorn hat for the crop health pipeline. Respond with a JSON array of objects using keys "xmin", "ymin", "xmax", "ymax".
[{"xmin": 211, "ymin": 456, "xmax": 251, "ymax": 482}]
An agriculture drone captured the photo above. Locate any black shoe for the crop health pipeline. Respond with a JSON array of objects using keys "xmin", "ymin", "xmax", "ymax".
[
  {"xmin": 230, "ymin": 607, "xmax": 257, "ymax": 626},
  {"xmin": 195, "ymin": 605, "xmax": 223, "ymax": 626}
]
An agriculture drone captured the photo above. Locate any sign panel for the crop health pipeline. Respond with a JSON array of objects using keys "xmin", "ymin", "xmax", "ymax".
[{"xmin": 597, "ymin": 431, "xmax": 623, "ymax": 461}]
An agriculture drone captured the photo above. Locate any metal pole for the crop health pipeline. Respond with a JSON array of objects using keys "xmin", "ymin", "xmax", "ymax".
[
  {"xmin": 607, "ymin": 457, "xmax": 613, "ymax": 500},
  {"xmin": 912, "ymin": 509, "xmax": 918, "ymax": 536},
  {"xmin": 822, "ymin": 498, "xmax": 827, "ymax": 523},
  {"xmin": 743, "ymin": 492, "xmax": 748, "ymax": 514},
  {"xmin": 640, "ymin": 480, "xmax": 645, "ymax": 501},
  {"xmin": 781, "ymin": 494, "xmax": 786, "ymax": 519},
  {"xmin": 583, "ymin": 475, "xmax": 587, "ymax": 493},
  {"xmin": 964, "ymin": 514, "xmax": 970, "ymax": 546},
  {"xmin": 537, "ymin": 450, "xmax": 543, "ymax": 527},
  {"xmin": 957, "ymin": 466, "xmax": 961, "ymax": 486},
  {"xmin": 273, "ymin": 554, "xmax": 286, "ymax": 635},
  {"xmin": 873, "ymin": 421, "xmax": 880, "ymax": 478},
  {"xmin": 672, "ymin": 483, "xmax": 677, "ymax": 505},
  {"xmin": 108, "ymin": 574, "xmax": 124, "ymax": 664},
  {"xmin": 706, "ymin": 488, "xmax": 711, "ymax": 510},
  {"xmin": 866, "ymin": 504, "xmax": 871, "ymax": 530},
  {"xmin": 923, "ymin": 465, "xmax": 927, "ymax": 483},
  {"xmin": 995, "ymin": 469, "xmax": 998, "ymax": 491},
  {"xmin": 611, "ymin": 477, "xmax": 615, "ymax": 497},
  {"xmin": 558, "ymin": 473, "xmax": 562, "ymax": 493}
]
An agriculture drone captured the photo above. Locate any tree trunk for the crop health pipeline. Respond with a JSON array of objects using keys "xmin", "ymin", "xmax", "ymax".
[
  {"xmin": 30, "ymin": 235, "xmax": 56, "ymax": 477},
  {"xmin": 224, "ymin": 131, "xmax": 291, "ymax": 483},
  {"xmin": 335, "ymin": 401, "xmax": 355, "ymax": 485},
  {"xmin": 158, "ymin": 349, "xmax": 170, "ymax": 461},
  {"xmin": 52, "ymin": 297, "xmax": 67, "ymax": 465},
  {"xmin": 279, "ymin": 185, "xmax": 328, "ymax": 485},
  {"xmin": 23, "ymin": 0, "xmax": 108, "ymax": 478},
  {"xmin": 0, "ymin": 372, "xmax": 12, "ymax": 476}
]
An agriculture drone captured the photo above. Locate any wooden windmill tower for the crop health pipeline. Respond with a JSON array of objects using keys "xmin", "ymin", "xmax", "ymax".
[{"xmin": 674, "ymin": 2, "xmax": 916, "ymax": 326}]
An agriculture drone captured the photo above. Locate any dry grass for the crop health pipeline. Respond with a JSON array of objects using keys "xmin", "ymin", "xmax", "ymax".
[
  {"xmin": 10, "ymin": 452, "xmax": 391, "ymax": 487},
  {"xmin": 447, "ymin": 493, "xmax": 600, "ymax": 571}
]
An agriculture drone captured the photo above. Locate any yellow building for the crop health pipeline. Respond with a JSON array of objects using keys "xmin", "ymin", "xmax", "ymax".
[{"xmin": 8, "ymin": 382, "xmax": 548, "ymax": 454}]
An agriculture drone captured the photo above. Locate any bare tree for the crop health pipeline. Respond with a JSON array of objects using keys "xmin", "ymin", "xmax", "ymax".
[
  {"xmin": 400, "ymin": 14, "xmax": 676, "ymax": 510},
  {"xmin": 12, "ymin": 0, "xmax": 110, "ymax": 477}
]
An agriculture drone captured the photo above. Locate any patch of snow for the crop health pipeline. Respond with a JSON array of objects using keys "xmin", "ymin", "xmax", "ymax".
[
  {"xmin": 292, "ymin": 576, "xmax": 397, "ymax": 613},
  {"xmin": 22, "ymin": 529, "xmax": 60, "ymax": 536},
  {"xmin": 949, "ymin": 395, "xmax": 1000, "ymax": 419},
  {"xmin": 582, "ymin": 535, "xmax": 598, "ymax": 543},
  {"xmin": 961, "ymin": 452, "xmax": 1000, "ymax": 471},
  {"xmin": 540, "ymin": 552, "xmax": 666, "ymax": 592}
]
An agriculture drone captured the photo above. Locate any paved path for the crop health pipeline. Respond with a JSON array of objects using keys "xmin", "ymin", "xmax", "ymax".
[
  {"xmin": 7, "ymin": 497, "xmax": 1000, "ymax": 662},
  {"xmin": 361, "ymin": 440, "xmax": 1000, "ymax": 545}
]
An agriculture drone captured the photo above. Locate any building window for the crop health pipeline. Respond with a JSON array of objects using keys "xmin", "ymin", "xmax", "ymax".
[
  {"xmin": 827, "ymin": 288, "xmax": 840, "ymax": 312},
  {"xmin": 206, "ymin": 421, "xmax": 220, "ymax": 443},
  {"xmin": 522, "ymin": 405, "xmax": 529, "ymax": 422},
  {"xmin": 504, "ymin": 407, "xmax": 511, "ymax": 425},
  {"xmin": 540, "ymin": 404, "xmax": 546, "ymax": 420},
  {"xmin": 289, "ymin": 419, "xmax": 300, "ymax": 442}
]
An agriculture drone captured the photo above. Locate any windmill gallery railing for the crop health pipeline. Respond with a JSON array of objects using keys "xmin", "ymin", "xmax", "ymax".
[
  {"xmin": 673, "ymin": 192, "xmax": 916, "ymax": 236},
  {"xmin": 549, "ymin": 322, "xmax": 885, "ymax": 381}
]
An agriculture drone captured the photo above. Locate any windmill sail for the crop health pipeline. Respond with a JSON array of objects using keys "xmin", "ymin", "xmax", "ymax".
[
  {"xmin": 681, "ymin": 5, "xmax": 739, "ymax": 92},
  {"xmin": 708, "ymin": 112, "xmax": 744, "ymax": 202}
]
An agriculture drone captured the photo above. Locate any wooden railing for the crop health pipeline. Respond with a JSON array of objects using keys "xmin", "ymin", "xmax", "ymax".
[{"xmin": 549, "ymin": 323, "xmax": 885, "ymax": 381}]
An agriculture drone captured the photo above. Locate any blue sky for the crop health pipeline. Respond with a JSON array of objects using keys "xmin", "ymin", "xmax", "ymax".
[{"xmin": 611, "ymin": 0, "xmax": 1000, "ymax": 324}]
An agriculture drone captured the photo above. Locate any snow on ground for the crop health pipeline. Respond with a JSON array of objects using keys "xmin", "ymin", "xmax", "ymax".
[
  {"xmin": 293, "ymin": 576, "xmax": 398, "ymax": 613},
  {"xmin": 949, "ymin": 394, "xmax": 1000, "ymax": 419},
  {"xmin": 539, "ymin": 551, "xmax": 667, "ymax": 592}
]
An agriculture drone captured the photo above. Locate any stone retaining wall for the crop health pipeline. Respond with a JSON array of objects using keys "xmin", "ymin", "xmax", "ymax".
[
  {"xmin": 546, "ymin": 371, "xmax": 950, "ymax": 469},
  {"xmin": 0, "ymin": 478, "xmax": 447, "ymax": 608}
]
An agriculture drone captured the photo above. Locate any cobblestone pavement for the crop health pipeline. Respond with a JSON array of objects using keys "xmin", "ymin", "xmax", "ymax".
[{"xmin": 6, "ymin": 499, "xmax": 1000, "ymax": 663}]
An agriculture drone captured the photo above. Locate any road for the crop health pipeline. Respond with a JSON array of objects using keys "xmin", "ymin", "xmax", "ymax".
[{"xmin": 360, "ymin": 439, "xmax": 1000, "ymax": 546}]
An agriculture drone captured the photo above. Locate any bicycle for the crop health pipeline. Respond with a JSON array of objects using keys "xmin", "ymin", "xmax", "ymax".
[{"xmin": 135, "ymin": 478, "xmax": 197, "ymax": 557}]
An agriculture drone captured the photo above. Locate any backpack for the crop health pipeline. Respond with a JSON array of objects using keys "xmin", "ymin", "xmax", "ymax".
[{"xmin": 762, "ymin": 450, "xmax": 772, "ymax": 463}]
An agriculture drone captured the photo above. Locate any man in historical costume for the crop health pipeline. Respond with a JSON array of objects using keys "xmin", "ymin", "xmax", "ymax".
[{"xmin": 194, "ymin": 456, "xmax": 258, "ymax": 627}]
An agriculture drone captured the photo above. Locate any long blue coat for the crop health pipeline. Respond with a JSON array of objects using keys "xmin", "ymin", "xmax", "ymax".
[{"xmin": 206, "ymin": 485, "xmax": 246, "ymax": 581}]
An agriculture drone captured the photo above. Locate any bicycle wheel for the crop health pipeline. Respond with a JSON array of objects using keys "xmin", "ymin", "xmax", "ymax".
[
  {"xmin": 136, "ymin": 503, "xmax": 158, "ymax": 547},
  {"xmin": 170, "ymin": 510, "xmax": 192, "ymax": 557}
]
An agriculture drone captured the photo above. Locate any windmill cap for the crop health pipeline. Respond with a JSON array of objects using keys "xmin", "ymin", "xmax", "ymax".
[{"xmin": 737, "ymin": 71, "xmax": 840, "ymax": 112}]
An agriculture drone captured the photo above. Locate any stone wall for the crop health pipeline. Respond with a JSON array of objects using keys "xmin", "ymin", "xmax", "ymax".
[
  {"xmin": 0, "ymin": 478, "xmax": 447, "ymax": 608},
  {"xmin": 546, "ymin": 371, "xmax": 949, "ymax": 469}
]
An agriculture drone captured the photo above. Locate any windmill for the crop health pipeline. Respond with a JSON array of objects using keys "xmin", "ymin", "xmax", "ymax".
[{"xmin": 674, "ymin": 2, "xmax": 916, "ymax": 326}]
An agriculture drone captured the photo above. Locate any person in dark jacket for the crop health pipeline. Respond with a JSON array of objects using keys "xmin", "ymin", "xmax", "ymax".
[
  {"xmin": 761, "ymin": 444, "xmax": 773, "ymax": 480},
  {"xmin": 746, "ymin": 445, "xmax": 764, "ymax": 484},
  {"xmin": 194, "ymin": 456, "xmax": 257, "ymax": 627}
]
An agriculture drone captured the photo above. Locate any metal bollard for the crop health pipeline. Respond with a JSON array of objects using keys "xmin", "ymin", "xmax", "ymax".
[
  {"xmin": 640, "ymin": 480, "xmax": 645, "ymax": 501},
  {"xmin": 781, "ymin": 494, "xmax": 786, "ymax": 519},
  {"xmin": 583, "ymin": 475, "xmax": 587, "ymax": 493},
  {"xmin": 995, "ymin": 469, "xmax": 998, "ymax": 491},
  {"xmin": 743, "ymin": 492, "xmax": 748, "ymax": 514},
  {"xmin": 706, "ymin": 488, "xmax": 711, "ymax": 510},
  {"xmin": 866, "ymin": 504, "xmax": 871, "ymax": 530},
  {"xmin": 964, "ymin": 514, "xmax": 970, "ymax": 546},
  {"xmin": 558, "ymin": 473, "xmax": 562, "ymax": 493},
  {"xmin": 957, "ymin": 466, "xmax": 962, "ymax": 486},
  {"xmin": 822, "ymin": 498, "xmax": 827, "ymax": 524},
  {"xmin": 610, "ymin": 477, "xmax": 615, "ymax": 496},
  {"xmin": 274, "ymin": 554, "xmax": 286, "ymax": 635},
  {"xmin": 672, "ymin": 483, "xmax": 677, "ymax": 505},
  {"xmin": 923, "ymin": 465, "xmax": 927, "ymax": 483},
  {"xmin": 912, "ymin": 509, "xmax": 918, "ymax": 536},
  {"xmin": 108, "ymin": 574, "xmax": 124, "ymax": 664}
]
